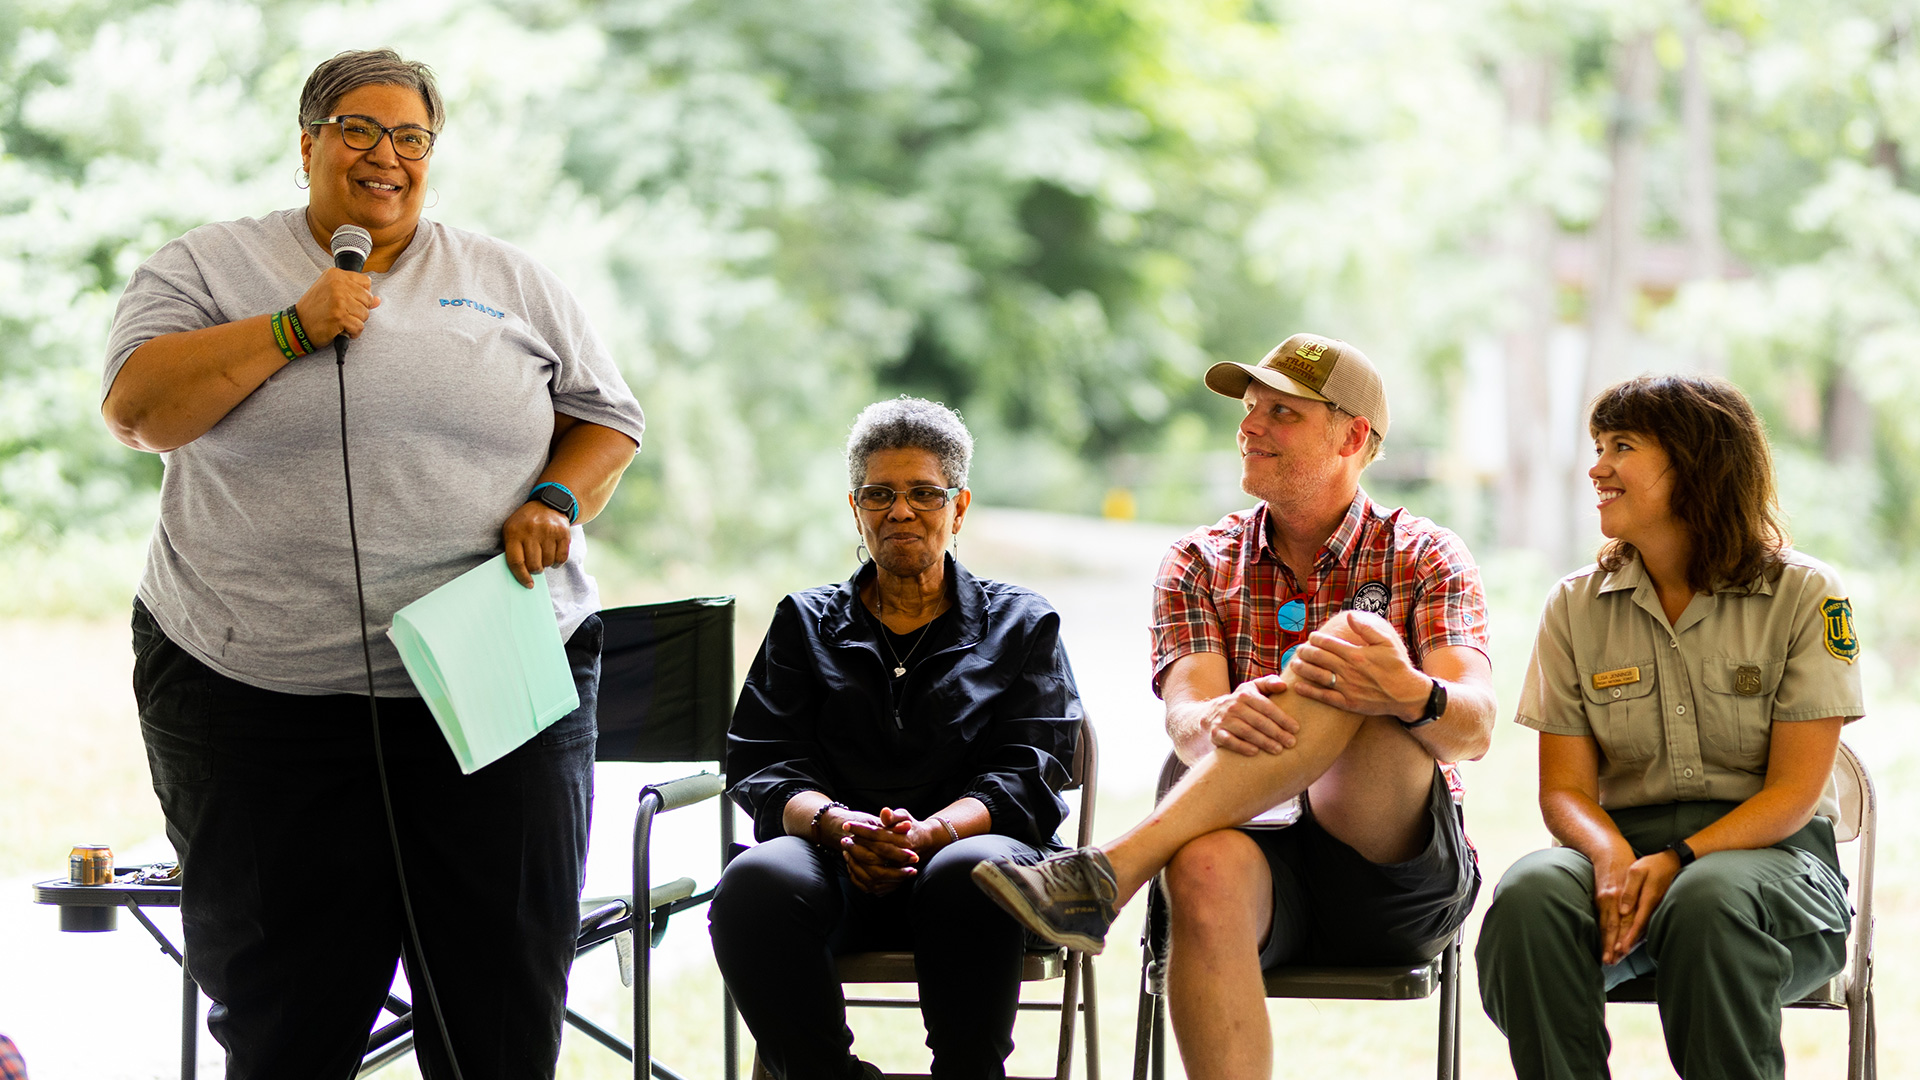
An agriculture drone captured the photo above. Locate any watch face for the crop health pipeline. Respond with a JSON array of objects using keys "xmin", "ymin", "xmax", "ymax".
[{"xmin": 534, "ymin": 486, "xmax": 577, "ymax": 520}]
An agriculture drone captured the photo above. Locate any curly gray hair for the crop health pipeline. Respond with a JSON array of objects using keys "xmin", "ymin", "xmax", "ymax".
[
  {"xmin": 846, "ymin": 396, "xmax": 974, "ymax": 489},
  {"xmin": 298, "ymin": 48, "xmax": 446, "ymax": 132}
]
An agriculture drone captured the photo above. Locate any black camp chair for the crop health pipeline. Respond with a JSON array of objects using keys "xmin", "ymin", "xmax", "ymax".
[
  {"xmin": 357, "ymin": 596, "xmax": 743, "ymax": 1076},
  {"xmin": 36, "ymin": 595, "xmax": 741, "ymax": 1080}
]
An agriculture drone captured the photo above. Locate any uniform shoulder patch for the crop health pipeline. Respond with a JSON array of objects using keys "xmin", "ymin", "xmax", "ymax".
[{"xmin": 1822, "ymin": 596, "xmax": 1859, "ymax": 664}]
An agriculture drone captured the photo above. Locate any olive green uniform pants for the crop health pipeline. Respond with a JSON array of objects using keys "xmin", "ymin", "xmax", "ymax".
[{"xmin": 1475, "ymin": 802, "xmax": 1850, "ymax": 1080}]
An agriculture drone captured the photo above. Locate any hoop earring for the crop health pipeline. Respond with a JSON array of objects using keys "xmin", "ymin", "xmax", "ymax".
[
  {"xmin": 425, "ymin": 187, "xmax": 439, "ymax": 209},
  {"xmin": 295, "ymin": 166, "xmax": 309, "ymax": 190},
  {"xmin": 856, "ymin": 541, "xmax": 871, "ymax": 565}
]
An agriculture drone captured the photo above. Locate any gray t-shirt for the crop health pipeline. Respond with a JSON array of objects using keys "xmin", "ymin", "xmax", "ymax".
[{"xmin": 104, "ymin": 208, "xmax": 646, "ymax": 696}]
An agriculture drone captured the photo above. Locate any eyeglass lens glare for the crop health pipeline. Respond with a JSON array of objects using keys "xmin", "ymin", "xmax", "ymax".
[
  {"xmin": 856, "ymin": 486, "xmax": 951, "ymax": 511},
  {"xmin": 1277, "ymin": 598, "xmax": 1308, "ymax": 632},
  {"xmin": 1277, "ymin": 597, "xmax": 1309, "ymax": 669}
]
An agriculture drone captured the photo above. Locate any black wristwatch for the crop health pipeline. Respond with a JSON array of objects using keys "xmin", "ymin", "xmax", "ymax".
[
  {"xmin": 1665, "ymin": 839, "xmax": 1697, "ymax": 869},
  {"xmin": 529, "ymin": 481, "xmax": 579, "ymax": 524},
  {"xmin": 1403, "ymin": 677, "xmax": 1446, "ymax": 729}
]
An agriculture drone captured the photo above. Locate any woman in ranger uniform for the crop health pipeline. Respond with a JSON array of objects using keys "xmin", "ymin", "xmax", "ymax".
[{"xmin": 1476, "ymin": 374, "xmax": 1862, "ymax": 1080}]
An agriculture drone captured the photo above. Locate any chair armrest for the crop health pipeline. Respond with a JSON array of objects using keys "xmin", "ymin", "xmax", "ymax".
[{"xmin": 644, "ymin": 771, "xmax": 725, "ymax": 812}]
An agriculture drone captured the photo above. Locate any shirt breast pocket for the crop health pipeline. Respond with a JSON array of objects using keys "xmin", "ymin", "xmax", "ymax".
[
  {"xmin": 1577, "ymin": 659, "xmax": 1660, "ymax": 764},
  {"xmin": 1697, "ymin": 657, "xmax": 1784, "ymax": 772}
]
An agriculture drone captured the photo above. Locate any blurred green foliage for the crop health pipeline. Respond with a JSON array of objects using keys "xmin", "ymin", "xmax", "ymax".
[{"xmin": 4, "ymin": 0, "xmax": 1920, "ymax": 615}]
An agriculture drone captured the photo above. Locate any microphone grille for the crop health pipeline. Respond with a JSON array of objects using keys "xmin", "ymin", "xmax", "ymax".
[{"xmin": 330, "ymin": 224, "xmax": 374, "ymax": 261}]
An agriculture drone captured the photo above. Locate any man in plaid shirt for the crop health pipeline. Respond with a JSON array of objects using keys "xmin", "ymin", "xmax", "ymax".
[{"xmin": 976, "ymin": 333, "xmax": 1495, "ymax": 1079}]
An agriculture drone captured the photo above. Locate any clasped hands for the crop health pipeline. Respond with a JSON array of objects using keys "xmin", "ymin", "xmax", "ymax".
[
  {"xmin": 1206, "ymin": 611, "xmax": 1429, "ymax": 756},
  {"xmin": 829, "ymin": 807, "xmax": 945, "ymax": 896},
  {"xmin": 1593, "ymin": 843, "xmax": 1684, "ymax": 964}
]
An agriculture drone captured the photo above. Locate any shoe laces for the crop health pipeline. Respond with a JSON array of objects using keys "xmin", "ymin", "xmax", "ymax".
[{"xmin": 1031, "ymin": 853, "xmax": 1113, "ymax": 903}]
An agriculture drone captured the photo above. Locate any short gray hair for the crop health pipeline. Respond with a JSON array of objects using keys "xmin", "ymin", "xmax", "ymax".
[
  {"xmin": 299, "ymin": 49, "xmax": 445, "ymax": 132},
  {"xmin": 846, "ymin": 397, "xmax": 974, "ymax": 489}
]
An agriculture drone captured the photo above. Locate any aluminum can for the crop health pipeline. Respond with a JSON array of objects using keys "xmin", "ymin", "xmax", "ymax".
[{"xmin": 69, "ymin": 844, "xmax": 113, "ymax": 886}]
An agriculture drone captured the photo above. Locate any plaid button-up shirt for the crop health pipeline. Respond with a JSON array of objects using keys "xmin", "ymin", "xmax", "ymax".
[
  {"xmin": 0, "ymin": 1034, "xmax": 25, "ymax": 1080},
  {"xmin": 1150, "ymin": 491, "xmax": 1491, "ymax": 804}
]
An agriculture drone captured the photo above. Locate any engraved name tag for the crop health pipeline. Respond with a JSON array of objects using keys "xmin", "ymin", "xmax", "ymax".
[
  {"xmin": 1734, "ymin": 665, "xmax": 1762, "ymax": 696},
  {"xmin": 1592, "ymin": 666, "xmax": 1641, "ymax": 690}
]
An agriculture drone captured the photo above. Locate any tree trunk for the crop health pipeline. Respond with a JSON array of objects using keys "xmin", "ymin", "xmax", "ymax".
[
  {"xmin": 1574, "ymin": 32, "xmax": 1658, "ymax": 552},
  {"xmin": 1681, "ymin": 0, "xmax": 1722, "ymax": 287},
  {"xmin": 1824, "ymin": 366, "xmax": 1873, "ymax": 464},
  {"xmin": 1497, "ymin": 56, "xmax": 1567, "ymax": 565}
]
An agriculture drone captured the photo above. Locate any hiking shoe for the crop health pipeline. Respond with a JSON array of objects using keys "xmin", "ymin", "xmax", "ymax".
[{"xmin": 970, "ymin": 847, "xmax": 1119, "ymax": 954}]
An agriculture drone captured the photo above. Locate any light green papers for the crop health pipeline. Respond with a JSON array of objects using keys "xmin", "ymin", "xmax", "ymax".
[{"xmin": 388, "ymin": 554, "xmax": 581, "ymax": 774}]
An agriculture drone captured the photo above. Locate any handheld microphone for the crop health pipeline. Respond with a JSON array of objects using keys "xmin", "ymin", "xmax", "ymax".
[{"xmin": 329, "ymin": 224, "xmax": 373, "ymax": 361}]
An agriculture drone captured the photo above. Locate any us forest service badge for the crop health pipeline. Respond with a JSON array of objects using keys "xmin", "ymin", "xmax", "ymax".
[
  {"xmin": 1735, "ymin": 665, "xmax": 1763, "ymax": 696},
  {"xmin": 1350, "ymin": 581, "xmax": 1392, "ymax": 617},
  {"xmin": 1822, "ymin": 597, "xmax": 1859, "ymax": 664}
]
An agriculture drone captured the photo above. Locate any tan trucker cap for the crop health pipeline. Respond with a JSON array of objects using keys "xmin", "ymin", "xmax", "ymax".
[{"xmin": 1204, "ymin": 333, "xmax": 1391, "ymax": 438}]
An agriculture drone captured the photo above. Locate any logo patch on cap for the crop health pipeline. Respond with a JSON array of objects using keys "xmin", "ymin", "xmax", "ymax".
[
  {"xmin": 1822, "ymin": 597, "xmax": 1858, "ymax": 663},
  {"xmin": 1267, "ymin": 338, "xmax": 1336, "ymax": 395}
]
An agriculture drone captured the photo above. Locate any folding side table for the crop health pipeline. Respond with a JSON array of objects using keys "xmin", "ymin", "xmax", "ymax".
[{"xmin": 32, "ymin": 874, "xmax": 197, "ymax": 1080}]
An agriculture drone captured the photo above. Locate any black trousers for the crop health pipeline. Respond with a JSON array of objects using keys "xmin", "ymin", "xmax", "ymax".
[
  {"xmin": 131, "ymin": 600, "xmax": 600, "ymax": 1080},
  {"xmin": 710, "ymin": 833, "xmax": 1043, "ymax": 1080}
]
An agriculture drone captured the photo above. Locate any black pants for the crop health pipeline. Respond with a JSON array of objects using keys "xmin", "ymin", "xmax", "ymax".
[
  {"xmin": 131, "ymin": 600, "xmax": 600, "ymax": 1080},
  {"xmin": 710, "ymin": 833, "xmax": 1043, "ymax": 1080}
]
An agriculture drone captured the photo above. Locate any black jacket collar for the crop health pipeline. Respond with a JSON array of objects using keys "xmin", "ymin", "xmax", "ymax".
[{"xmin": 821, "ymin": 552, "xmax": 986, "ymax": 649}]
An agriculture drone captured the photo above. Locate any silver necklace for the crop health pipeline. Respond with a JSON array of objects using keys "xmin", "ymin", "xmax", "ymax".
[
  {"xmin": 878, "ymin": 616, "xmax": 934, "ymax": 679},
  {"xmin": 872, "ymin": 590, "xmax": 937, "ymax": 678}
]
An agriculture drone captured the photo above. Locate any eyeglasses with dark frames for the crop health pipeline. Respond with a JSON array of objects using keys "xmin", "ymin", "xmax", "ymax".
[
  {"xmin": 852, "ymin": 485, "xmax": 963, "ymax": 512},
  {"xmin": 310, "ymin": 115, "xmax": 437, "ymax": 160}
]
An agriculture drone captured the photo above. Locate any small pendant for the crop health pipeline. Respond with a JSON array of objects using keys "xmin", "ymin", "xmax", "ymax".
[{"xmin": 893, "ymin": 665, "xmax": 907, "ymax": 678}]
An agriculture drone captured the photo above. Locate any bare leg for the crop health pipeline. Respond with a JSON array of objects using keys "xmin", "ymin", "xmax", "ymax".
[
  {"xmin": 1103, "ymin": 612, "xmax": 1437, "ymax": 904},
  {"xmin": 1302, "ymin": 711, "xmax": 1436, "ymax": 863},
  {"xmin": 1164, "ymin": 830, "xmax": 1276, "ymax": 1080},
  {"xmin": 968, "ymin": 612, "xmax": 1442, "ymax": 968}
]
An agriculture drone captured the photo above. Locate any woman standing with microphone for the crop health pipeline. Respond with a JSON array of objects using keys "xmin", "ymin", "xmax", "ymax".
[{"xmin": 100, "ymin": 49, "xmax": 644, "ymax": 1079}]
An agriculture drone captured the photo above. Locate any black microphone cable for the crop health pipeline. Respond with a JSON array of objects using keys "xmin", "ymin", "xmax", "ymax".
[{"xmin": 329, "ymin": 223, "xmax": 465, "ymax": 1080}]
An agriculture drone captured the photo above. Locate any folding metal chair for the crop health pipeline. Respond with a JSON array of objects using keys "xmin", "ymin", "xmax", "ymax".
[
  {"xmin": 1130, "ymin": 753, "xmax": 1463, "ymax": 1080},
  {"xmin": 1605, "ymin": 739, "xmax": 1878, "ymax": 1079},
  {"xmin": 750, "ymin": 716, "xmax": 1102, "ymax": 1080}
]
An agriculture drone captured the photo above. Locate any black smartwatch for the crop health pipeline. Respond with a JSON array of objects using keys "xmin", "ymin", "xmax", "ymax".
[
  {"xmin": 1403, "ymin": 676, "xmax": 1446, "ymax": 729},
  {"xmin": 529, "ymin": 481, "xmax": 579, "ymax": 524},
  {"xmin": 1665, "ymin": 839, "xmax": 1697, "ymax": 869}
]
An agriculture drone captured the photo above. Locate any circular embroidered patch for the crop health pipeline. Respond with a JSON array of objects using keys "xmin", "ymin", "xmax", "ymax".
[{"xmin": 1350, "ymin": 581, "xmax": 1392, "ymax": 617}]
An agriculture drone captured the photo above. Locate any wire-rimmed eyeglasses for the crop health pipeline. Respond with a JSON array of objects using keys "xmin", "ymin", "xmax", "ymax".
[
  {"xmin": 852, "ymin": 485, "xmax": 963, "ymax": 512},
  {"xmin": 310, "ymin": 115, "xmax": 437, "ymax": 160}
]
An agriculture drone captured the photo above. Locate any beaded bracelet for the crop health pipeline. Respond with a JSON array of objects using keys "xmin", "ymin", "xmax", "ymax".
[
  {"xmin": 283, "ymin": 304, "xmax": 317, "ymax": 356},
  {"xmin": 809, "ymin": 800, "xmax": 849, "ymax": 849},
  {"xmin": 268, "ymin": 310, "xmax": 301, "ymax": 362}
]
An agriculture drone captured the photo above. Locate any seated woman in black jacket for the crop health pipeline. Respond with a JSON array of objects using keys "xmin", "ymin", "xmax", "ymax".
[{"xmin": 710, "ymin": 396, "xmax": 1084, "ymax": 1080}]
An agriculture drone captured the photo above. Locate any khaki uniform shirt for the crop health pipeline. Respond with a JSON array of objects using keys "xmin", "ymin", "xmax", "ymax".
[{"xmin": 1516, "ymin": 551, "xmax": 1863, "ymax": 824}]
